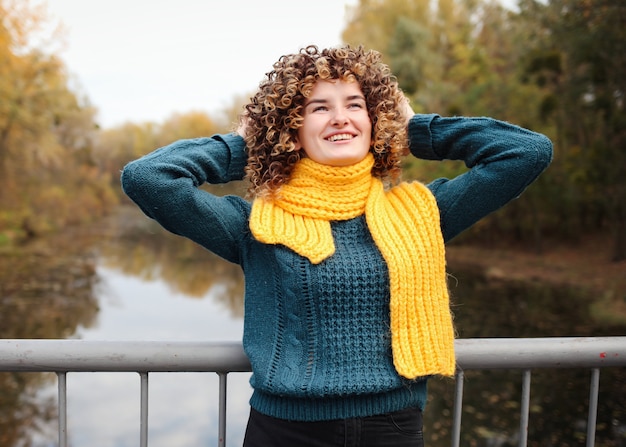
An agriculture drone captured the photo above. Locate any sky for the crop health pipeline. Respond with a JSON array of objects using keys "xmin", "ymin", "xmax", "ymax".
[{"xmin": 40, "ymin": 0, "xmax": 358, "ymax": 129}]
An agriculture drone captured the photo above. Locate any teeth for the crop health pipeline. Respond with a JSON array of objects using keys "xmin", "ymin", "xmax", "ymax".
[{"xmin": 327, "ymin": 133, "xmax": 354, "ymax": 142}]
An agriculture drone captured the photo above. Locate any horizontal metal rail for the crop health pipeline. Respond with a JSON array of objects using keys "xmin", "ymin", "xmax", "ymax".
[
  {"xmin": 2, "ymin": 337, "xmax": 624, "ymax": 372},
  {"xmin": 0, "ymin": 340, "xmax": 250, "ymax": 372},
  {"xmin": 1, "ymin": 337, "xmax": 625, "ymax": 447}
]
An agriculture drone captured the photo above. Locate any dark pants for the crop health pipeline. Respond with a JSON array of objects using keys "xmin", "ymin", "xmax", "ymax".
[{"xmin": 242, "ymin": 406, "xmax": 424, "ymax": 447}]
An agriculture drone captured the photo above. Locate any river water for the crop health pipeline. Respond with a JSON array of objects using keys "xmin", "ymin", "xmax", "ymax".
[{"xmin": 1, "ymin": 205, "xmax": 624, "ymax": 446}]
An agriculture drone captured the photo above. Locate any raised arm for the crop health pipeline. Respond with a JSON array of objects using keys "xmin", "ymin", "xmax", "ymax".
[
  {"xmin": 407, "ymin": 114, "xmax": 553, "ymax": 242},
  {"xmin": 120, "ymin": 133, "xmax": 250, "ymax": 264}
]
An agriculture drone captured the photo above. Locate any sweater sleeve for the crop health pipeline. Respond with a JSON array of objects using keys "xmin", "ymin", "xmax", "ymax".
[
  {"xmin": 120, "ymin": 133, "xmax": 250, "ymax": 264},
  {"xmin": 407, "ymin": 113, "xmax": 553, "ymax": 242}
]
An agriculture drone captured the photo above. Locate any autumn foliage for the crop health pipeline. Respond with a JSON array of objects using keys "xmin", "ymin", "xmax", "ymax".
[
  {"xmin": 342, "ymin": 0, "xmax": 626, "ymax": 260},
  {"xmin": 1, "ymin": 0, "xmax": 625, "ymax": 261}
]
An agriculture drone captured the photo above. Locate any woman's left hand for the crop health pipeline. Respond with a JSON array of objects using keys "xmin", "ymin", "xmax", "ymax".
[{"xmin": 399, "ymin": 93, "xmax": 415, "ymax": 126}]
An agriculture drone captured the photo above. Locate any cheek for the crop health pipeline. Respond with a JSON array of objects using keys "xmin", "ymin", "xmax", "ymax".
[
  {"xmin": 296, "ymin": 121, "xmax": 318, "ymax": 148},
  {"xmin": 363, "ymin": 125, "xmax": 373, "ymax": 145},
  {"xmin": 360, "ymin": 115, "xmax": 373, "ymax": 137}
]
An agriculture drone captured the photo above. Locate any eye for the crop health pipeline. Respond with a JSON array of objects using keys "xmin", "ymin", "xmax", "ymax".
[
  {"xmin": 312, "ymin": 105, "xmax": 328, "ymax": 112},
  {"xmin": 348, "ymin": 102, "xmax": 365, "ymax": 110}
]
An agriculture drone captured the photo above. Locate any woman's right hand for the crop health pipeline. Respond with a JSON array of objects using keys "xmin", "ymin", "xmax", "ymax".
[{"xmin": 237, "ymin": 111, "xmax": 250, "ymax": 139}]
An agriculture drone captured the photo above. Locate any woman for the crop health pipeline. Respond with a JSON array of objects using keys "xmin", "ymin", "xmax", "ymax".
[{"xmin": 121, "ymin": 45, "xmax": 552, "ymax": 446}]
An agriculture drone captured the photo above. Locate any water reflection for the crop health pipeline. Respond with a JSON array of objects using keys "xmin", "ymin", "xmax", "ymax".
[
  {"xmin": 99, "ymin": 205, "xmax": 245, "ymax": 316},
  {"xmin": 0, "ymin": 217, "xmax": 103, "ymax": 446},
  {"xmin": 1, "ymin": 205, "xmax": 624, "ymax": 446},
  {"xmin": 1, "ymin": 205, "xmax": 250, "ymax": 447},
  {"xmin": 68, "ymin": 207, "xmax": 250, "ymax": 447},
  {"xmin": 424, "ymin": 263, "xmax": 626, "ymax": 446},
  {"xmin": 67, "ymin": 267, "xmax": 250, "ymax": 447}
]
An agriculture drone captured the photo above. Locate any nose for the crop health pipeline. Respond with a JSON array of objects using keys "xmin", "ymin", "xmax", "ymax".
[{"xmin": 330, "ymin": 109, "xmax": 349, "ymax": 126}]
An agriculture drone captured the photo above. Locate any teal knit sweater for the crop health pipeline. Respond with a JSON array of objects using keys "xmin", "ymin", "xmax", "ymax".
[{"xmin": 121, "ymin": 114, "xmax": 552, "ymax": 421}]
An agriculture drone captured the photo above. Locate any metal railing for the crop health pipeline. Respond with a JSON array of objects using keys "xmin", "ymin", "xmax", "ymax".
[{"xmin": 1, "ymin": 337, "xmax": 625, "ymax": 447}]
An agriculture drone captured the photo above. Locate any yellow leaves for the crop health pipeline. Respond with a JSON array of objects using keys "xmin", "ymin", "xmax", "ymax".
[
  {"xmin": 158, "ymin": 111, "xmax": 221, "ymax": 145},
  {"xmin": 0, "ymin": 0, "xmax": 76, "ymax": 172},
  {"xmin": 0, "ymin": 0, "xmax": 117, "ymax": 241}
]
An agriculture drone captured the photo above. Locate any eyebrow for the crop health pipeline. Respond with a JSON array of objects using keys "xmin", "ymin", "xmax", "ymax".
[{"xmin": 304, "ymin": 95, "xmax": 366, "ymax": 107}]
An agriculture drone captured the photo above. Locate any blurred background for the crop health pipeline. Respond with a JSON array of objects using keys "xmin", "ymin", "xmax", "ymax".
[{"xmin": 1, "ymin": 0, "xmax": 624, "ymax": 445}]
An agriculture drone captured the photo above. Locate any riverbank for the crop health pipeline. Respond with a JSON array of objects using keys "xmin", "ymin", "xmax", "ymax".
[
  {"xmin": 446, "ymin": 233, "xmax": 626, "ymax": 325},
  {"xmin": 2, "ymin": 210, "xmax": 625, "ymax": 325}
]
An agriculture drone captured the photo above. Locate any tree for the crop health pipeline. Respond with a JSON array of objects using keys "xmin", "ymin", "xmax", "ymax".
[
  {"xmin": 95, "ymin": 110, "xmax": 233, "ymax": 199},
  {"xmin": 520, "ymin": 0, "xmax": 626, "ymax": 260},
  {"xmin": 0, "ymin": 0, "xmax": 63, "ymax": 203},
  {"xmin": 342, "ymin": 0, "xmax": 554, "ymax": 247},
  {"xmin": 0, "ymin": 0, "xmax": 116, "ymax": 241}
]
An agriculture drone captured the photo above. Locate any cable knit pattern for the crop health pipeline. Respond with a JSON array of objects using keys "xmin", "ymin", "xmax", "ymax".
[{"xmin": 250, "ymin": 153, "xmax": 455, "ymax": 378}]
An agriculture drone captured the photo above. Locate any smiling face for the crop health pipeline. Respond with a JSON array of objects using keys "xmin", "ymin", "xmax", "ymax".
[{"xmin": 295, "ymin": 80, "xmax": 372, "ymax": 167}]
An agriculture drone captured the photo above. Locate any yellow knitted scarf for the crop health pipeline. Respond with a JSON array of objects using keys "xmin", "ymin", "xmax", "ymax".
[{"xmin": 249, "ymin": 154, "xmax": 455, "ymax": 379}]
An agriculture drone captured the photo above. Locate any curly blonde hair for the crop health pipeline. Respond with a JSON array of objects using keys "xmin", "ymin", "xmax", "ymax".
[{"xmin": 242, "ymin": 44, "xmax": 409, "ymax": 197}]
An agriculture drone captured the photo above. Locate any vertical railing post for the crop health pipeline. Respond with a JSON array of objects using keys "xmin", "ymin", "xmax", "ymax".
[
  {"xmin": 140, "ymin": 372, "xmax": 149, "ymax": 447},
  {"xmin": 218, "ymin": 372, "xmax": 228, "ymax": 447},
  {"xmin": 57, "ymin": 372, "xmax": 67, "ymax": 447},
  {"xmin": 518, "ymin": 369, "xmax": 532, "ymax": 447},
  {"xmin": 586, "ymin": 368, "xmax": 600, "ymax": 447},
  {"xmin": 451, "ymin": 370, "xmax": 464, "ymax": 447}
]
